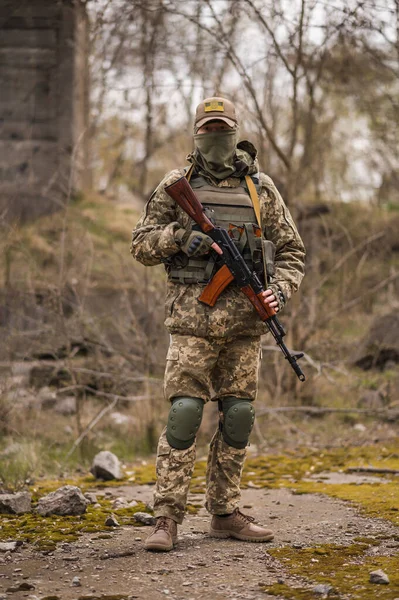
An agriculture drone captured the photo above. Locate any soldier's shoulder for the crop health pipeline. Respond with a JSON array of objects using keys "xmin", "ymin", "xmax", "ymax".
[
  {"xmin": 158, "ymin": 168, "xmax": 186, "ymax": 189},
  {"xmin": 258, "ymin": 172, "xmax": 281, "ymax": 204},
  {"xmin": 259, "ymin": 172, "xmax": 277, "ymax": 191}
]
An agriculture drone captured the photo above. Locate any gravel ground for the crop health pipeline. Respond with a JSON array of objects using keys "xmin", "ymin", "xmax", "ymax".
[{"xmin": 1, "ymin": 482, "xmax": 398, "ymax": 600}]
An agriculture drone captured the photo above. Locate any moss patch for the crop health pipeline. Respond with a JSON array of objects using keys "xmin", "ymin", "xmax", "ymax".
[
  {"xmin": 281, "ymin": 480, "xmax": 399, "ymax": 526},
  {"xmin": 263, "ymin": 544, "xmax": 399, "ymax": 599},
  {"xmin": 0, "ymin": 500, "xmax": 148, "ymax": 550},
  {"xmin": 3, "ymin": 441, "xmax": 398, "ymax": 550},
  {"xmin": 241, "ymin": 441, "xmax": 399, "ymax": 525}
]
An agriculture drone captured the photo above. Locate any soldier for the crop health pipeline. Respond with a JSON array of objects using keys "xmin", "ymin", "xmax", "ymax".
[{"xmin": 130, "ymin": 97, "xmax": 305, "ymax": 552}]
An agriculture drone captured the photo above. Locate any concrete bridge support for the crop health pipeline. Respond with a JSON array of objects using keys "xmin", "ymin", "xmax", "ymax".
[{"xmin": 0, "ymin": 0, "xmax": 90, "ymax": 223}]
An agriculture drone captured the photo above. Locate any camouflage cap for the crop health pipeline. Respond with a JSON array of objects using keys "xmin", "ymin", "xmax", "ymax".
[{"xmin": 195, "ymin": 97, "xmax": 238, "ymax": 129}]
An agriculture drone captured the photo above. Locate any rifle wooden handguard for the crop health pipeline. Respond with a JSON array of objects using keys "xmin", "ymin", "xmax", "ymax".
[{"xmin": 198, "ymin": 265, "xmax": 234, "ymax": 307}]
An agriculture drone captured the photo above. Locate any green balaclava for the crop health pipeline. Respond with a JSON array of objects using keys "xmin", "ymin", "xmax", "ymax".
[{"xmin": 193, "ymin": 129, "xmax": 239, "ymax": 180}]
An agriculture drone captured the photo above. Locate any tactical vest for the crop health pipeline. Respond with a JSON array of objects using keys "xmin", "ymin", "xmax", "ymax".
[{"xmin": 167, "ymin": 174, "xmax": 264, "ymax": 284}]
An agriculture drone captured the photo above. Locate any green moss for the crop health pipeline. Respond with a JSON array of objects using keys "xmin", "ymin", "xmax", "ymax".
[
  {"xmin": 186, "ymin": 503, "xmax": 201, "ymax": 515},
  {"xmin": 282, "ymin": 480, "xmax": 399, "ymax": 526},
  {"xmin": 262, "ymin": 544, "xmax": 399, "ymax": 599},
  {"xmin": 3, "ymin": 441, "xmax": 398, "ymax": 552},
  {"xmin": 239, "ymin": 441, "xmax": 399, "ymax": 525},
  {"xmin": 0, "ymin": 500, "xmax": 148, "ymax": 548},
  {"xmin": 262, "ymin": 583, "xmax": 315, "ymax": 599}
]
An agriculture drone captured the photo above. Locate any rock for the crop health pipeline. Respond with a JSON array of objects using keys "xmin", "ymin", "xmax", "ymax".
[
  {"xmin": 72, "ymin": 576, "xmax": 81, "ymax": 587},
  {"xmin": 0, "ymin": 542, "xmax": 21, "ymax": 552},
  {"xmin": 90, "ymin": 451, "xmax": 122, "ymax": 480},
  {"xmin": 36, "ymin": 485, "xmax": 89, "ymax": 516},
  {"xmin": 7, "ymin": 582, "xmax": 35, "ymax": 592},
  {"xmin": 369, "ymin": 569, "xmax": 389, "ymax": 584},
  {"xmin": 38, "ymin": 386, "xmax": 57, "ymax": 409},
  {"xmin": 358, "ymin": 390, "xmax": 385, "ymax": 410},
  {"xmin": 354, "ymin": 312, "xmax": 399, "ymax": 370},
  {"xmin": 54, "ymin": 396, "xmax": 77, "ymax": 415},
  {"xmin": 112, "ymin": 497, "xmax": 128, "ymax": 509},
  {"xmin": 128, "ymin": 500, "xmax": 138, "ymax": 508},
  {"xmin": 84, "ymin": 492, "xmax": 98, "ymax": 504},
  {"xmin": 353, "ymin": 423, "xmax": 366, "ymax": 432},
  {"xmin": 0, "ymin": 492, "xmax": 32, "ymax": 514},
  {"xmin": 105, "ymin": 514, "xmax": 120, "ymax": 527},
  {"xmin": 133, "ymin": 512, "xmax": 156, "ymax": 526},
  {"xmin": 0, "ymin": 442, "xmax": 23, "ymax": 457},
  {"xmin": 110, "ymin": 411, "xmax": 134, "ymax": 426},
  {"xmin": 313, "ymin": 583, "xmax": 334, "ymax": 595}
]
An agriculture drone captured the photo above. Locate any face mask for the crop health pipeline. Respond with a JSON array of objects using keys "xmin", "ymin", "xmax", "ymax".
[{"xmin": 193, "ymin": 130, "xmax": 238, "ymax": 180}]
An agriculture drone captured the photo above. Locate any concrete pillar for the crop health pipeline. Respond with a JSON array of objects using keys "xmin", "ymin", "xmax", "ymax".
[{"xmin": 0, "ymin": 0, "xmax": 90, "ymax": 223}]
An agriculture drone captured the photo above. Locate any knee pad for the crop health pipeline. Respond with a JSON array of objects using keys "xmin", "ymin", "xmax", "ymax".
[
  {"xmin": 166, "ymin": 397, "xmax": 204, "ymax": 450},
  {"xmin": 221, "ymin": 397, "xmax": 255, "ymax": 449}
]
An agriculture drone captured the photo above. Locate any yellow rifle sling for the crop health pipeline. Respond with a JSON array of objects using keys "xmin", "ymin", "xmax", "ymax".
[
  {"xmin": 245, "ymin": 174, "xmax": 261, "ymax": 227},
  {"xmin": 185, "ymin": 164, "xmax": 195, "ymax": 182}
]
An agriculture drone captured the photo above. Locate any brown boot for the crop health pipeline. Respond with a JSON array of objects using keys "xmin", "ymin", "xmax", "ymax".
[
  {"xmin": 144, "ymin": 516, "xmax": 178, "ymax": 552},
  {"xmin": 210, "ymin": 508, "xmax": 274, "ymax": 542}
]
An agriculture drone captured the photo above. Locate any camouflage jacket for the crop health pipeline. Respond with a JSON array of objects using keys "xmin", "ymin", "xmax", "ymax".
[{"xmin": 130, "ymin": 145, "xmax": 305, "ymax": 339}]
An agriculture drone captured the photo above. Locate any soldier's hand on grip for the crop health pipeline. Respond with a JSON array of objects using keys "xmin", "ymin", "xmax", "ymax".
[{"xmin": 179, "ymin": 230, "xmax": 214, "ymax": 257}]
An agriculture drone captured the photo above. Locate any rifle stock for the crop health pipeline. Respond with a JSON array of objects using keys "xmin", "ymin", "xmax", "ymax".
[{"xmin": 165, "ymin": 177, "xmax": 214, "ymax": 233}]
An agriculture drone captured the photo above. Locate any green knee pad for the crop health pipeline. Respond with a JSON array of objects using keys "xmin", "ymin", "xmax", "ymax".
[
  {"xmin": 221, "ymin": 397, "xmax": 255, "ymax": 449},
  {"xmin": 166, "ymin": 397, "xmax": 204, "ymax": 450}
]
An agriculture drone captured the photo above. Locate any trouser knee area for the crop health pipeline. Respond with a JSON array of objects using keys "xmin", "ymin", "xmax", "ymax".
[
  {"xmin": 221, "ymin": 397, "xmax": 255, "ymax": 449},
  {"xmin": 166, "ymin": 396, "xmax": 204, "ymax": 450}
]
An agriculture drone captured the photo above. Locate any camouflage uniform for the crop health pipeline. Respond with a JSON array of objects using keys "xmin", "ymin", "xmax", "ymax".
[{"xmin": 130, "ymin": 143, "xmax": 305, "ymax": 524}]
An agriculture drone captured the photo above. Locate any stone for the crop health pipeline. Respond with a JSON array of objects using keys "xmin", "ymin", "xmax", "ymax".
[
  {"xmin": 105, "ymin": 514, "xmax": 120, "ymax": 527},
  {"xmin": 0, "ymin": 542, "xmax": 20, "ymax": 552},
  {"xmin": 38, "ymin": 387, "xmax": 57, "ymax": 409},
  {"xmin": 84, "ymin": 492, "xmax": 98, "ymax": 504},
  {"xmin": 36, "ymin": 485, "xmax": 89, "ymax": 516},
  {"xmin": 112, "ymin": 497, "xmax": 127, "ymax": 509},
  {"xmin": 133, "ymin": 512, "xmax": 156, "ymax": 526},
  {"xmin": 358, "ymin": 390, "xmax": 385, "ymax": 410},
  {"xmin": 0, "ymin": 442, "xmax": 23, "ymax": 457},
  {"xmin": 0, "ymin": 492, "xmax": 32, "ymax": 515},
  {"xmin": 369, "ymin": 569, "xmax": 389, "ymax": 584},
  {"xmin": 72, "ymin": 576, "xmax": 82, "ymax": 587},
  {"xmin": 54, "ymin": 396, "xmax": 77, "ymax": 415},
  {"xmin": 110, "ymin": 412, "xmax": 134, "ymax": 426},
  {"xmin": 353, "ymin": 423, "xmax": 366, "ymax": 432},
  {"xmin": 354, "ymin": 312, "xmax": 399, "ymax": 370},
  {"xmin": 313, "ymin": 583, "xmax": 334, "ymax": 595},
  {"xmin": 90, "ymin": 451, "xmax": 122, "ymax": 480},
  {"xmin": 7, "ymin": 582, "xmax": 35, "ymax": 592}
]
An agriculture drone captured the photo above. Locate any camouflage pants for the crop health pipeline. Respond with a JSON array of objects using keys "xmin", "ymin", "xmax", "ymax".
[{"xmin": 153, "ymin": 334, "xmax": 261, "ymax": 524}]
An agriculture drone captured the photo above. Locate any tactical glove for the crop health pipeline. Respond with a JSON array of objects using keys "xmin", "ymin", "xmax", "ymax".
[
  {"xmin": 267, "ymin": 284, "xmax": 286, "ymax": 312},
  {"xmin": 175, "ymin": 229, "xmax": 213, "ymax": 257}
]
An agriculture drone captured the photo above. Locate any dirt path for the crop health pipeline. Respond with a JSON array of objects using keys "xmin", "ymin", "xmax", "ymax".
[{"xmin": 1, "ymin": 479, "xmax": 398, "ymax": 600}]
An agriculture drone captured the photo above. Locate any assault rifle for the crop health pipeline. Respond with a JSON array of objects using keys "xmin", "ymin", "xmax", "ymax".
[{"xmin": 164, "ymin": 176, "xmax": 306, "ymax": 382}]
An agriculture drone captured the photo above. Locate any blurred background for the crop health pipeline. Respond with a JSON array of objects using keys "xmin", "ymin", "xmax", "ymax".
[{"xmin": 0, "ymin": 0, "xmax": 398, "ymax": 489}]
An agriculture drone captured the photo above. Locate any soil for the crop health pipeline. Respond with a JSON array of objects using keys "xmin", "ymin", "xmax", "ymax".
[{"xmin": 1, "ymin": 480, "xmax": 398, "ymax": 600}]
